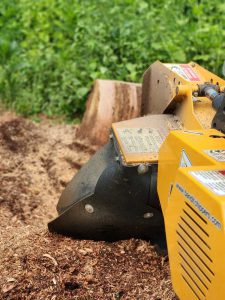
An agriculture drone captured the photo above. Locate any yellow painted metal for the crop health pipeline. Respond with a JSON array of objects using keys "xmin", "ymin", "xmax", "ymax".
[
  {"xmin": 113, "ymin": 61, "xmax": 225, "ymax": 164},
  {"xmin": 194, "ymin": 97, "xmax": 216, "ymax": 129},
  {"xmin": 158, "ymin": 129, "xmax": 225, "ymax": 300},
  {"xmin": 191, "ymin": 62, "xmax": 225, "ymax": 86},
  {"xmin": 142, "ymin": 61, "xmax": 225, "ymax": 115},
  {"xmin": 163, "ymin": 62, "xmax": 225, "ymax": 131},
  {"xmin": 175, "ymin": 87, "xmax": 203, "ymax": 130}
]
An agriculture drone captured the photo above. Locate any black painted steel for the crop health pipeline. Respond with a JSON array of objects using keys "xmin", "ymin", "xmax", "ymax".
[{"xmin": 48, "ymin": 140, "xmax": 165, "ymax": 245}]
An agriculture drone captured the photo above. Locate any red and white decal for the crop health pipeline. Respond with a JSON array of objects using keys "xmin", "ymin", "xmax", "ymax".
[
  {"xmin": 166, "ymin": 64, "xmax": 201, "ymax": 82},
  {"xmin": 180, "ymin": 64, "xmax": 201, "ymax": 81},
  {"xmin": 204, "ymin": 149, "xmax": 225, "ymax": 162},
  {"xmin": 190, "ymin": 170, "xmax": 225, "ymax": 196}
]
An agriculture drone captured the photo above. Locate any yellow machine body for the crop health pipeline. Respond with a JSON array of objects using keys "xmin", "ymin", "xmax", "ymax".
[
  {"xmin": 111, "ymin": 62, "xmax": 225, "ymax": 299},
  {"xmin": 158, "ymin": 129, "xmax": 225, "ymax": 300}
]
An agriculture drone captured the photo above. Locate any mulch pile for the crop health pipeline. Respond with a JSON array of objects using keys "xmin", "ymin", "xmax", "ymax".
[{"xmin": 0, "ymin": 111, "xmax": 176, "ymax": 299}]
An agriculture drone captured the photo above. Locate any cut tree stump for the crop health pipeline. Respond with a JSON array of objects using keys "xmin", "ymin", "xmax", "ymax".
[{"xmin": 76, "ymin": 79, "xmax": 142, "ymax": 146}]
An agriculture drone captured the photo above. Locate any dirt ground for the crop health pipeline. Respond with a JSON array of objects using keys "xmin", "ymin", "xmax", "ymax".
[{"xmin": 0, "ymin": 111, "xmax": 176, "ymax": 300}]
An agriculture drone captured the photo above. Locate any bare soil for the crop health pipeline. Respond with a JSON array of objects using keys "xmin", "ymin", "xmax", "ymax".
[{"xmin": 0, "ymin": 111, "xmax": 176, "ymax": 300}]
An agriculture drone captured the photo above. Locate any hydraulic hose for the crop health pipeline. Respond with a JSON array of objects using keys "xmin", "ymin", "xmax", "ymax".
[{"xmin": 198, "ymin": 84, "xmax": 224, "ymax": 111}]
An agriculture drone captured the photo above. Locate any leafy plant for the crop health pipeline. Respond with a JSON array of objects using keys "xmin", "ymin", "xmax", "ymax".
[{"xmin": 0, "ymin": 0, "xmax": 224, "ymax": 119}]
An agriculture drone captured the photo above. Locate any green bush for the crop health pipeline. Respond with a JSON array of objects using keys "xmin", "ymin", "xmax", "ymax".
[{"xmin": 0, "ymin": 0, "xmax": 225, "ymax": 119}]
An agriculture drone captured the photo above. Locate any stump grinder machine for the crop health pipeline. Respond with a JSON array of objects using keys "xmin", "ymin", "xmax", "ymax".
[{"xmin": 49, "ymin": 61, "xmax": 225, "ymax": 300}]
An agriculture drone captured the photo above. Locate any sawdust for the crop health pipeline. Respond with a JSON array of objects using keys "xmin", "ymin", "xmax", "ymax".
[
  {"xmin": 0, "ymin": 111, "xmax": 176, "ymax": 299},
  {"xmin": 194, "ymin": 98, "xmax": 216, "ymax": 129}
]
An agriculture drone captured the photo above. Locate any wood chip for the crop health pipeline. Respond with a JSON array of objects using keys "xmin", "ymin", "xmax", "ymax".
[{"xmin": 43, "ymin": 253, "xmax": 58, "ymax": 266}]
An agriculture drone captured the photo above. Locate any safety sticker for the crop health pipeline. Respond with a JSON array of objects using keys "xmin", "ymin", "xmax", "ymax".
[
  {"xmin": 180, "ymin": 149, "xmax": 192, "ymax": 167},
  {"xmin": 166, "ymin": 64, "xmax": 201, "ymax": 82},
  {"xmin": 117, "ymin": 128, "xmax": 165, "ymax": 154},
  {"xmin": 204, "ymin": 149, "xmax": 225, "ymax": 162},
  {"xmin": 190, "ymin": 170, "xmax": 225, "ymax": 196},
  {"xmin": 183, "ymin": 130, "xmax": 203, "ymax": 135}
]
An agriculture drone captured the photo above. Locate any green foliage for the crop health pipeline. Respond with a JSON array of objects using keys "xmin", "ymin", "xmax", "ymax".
[{"xmin": 0, "ymin": 0, "xmax": 224, "ymax": 118}]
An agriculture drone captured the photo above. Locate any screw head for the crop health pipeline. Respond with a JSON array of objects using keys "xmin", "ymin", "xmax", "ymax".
[
  {"xmin": 143, "ymin": 212, "xmax": 154, "ymax": 219},
  {"xmin": 137, "ymin": 164, "xmax": 149, "ymax": 174},
  {"xmin": 85, "ymin": 204, "xmax": 94, "ymax": 214}
]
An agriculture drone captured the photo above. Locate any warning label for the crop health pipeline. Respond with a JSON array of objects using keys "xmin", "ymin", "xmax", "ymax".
[
  {"xmin": 166, "ymin": 64, "xmax": 201, "ymax": 82},
  {"xmin": 204, "ymin": 149, "xmax": 225, "ymax": 162},
  {"xmin": 180, "ymin": 149, "xmax": 192, "ymax": 167},
  {"xmin": 190, "ymin": 170, "xmax": 225, "ymax": 196},
  {"xmin": 117, "ymin": 128, "xmax": 165, "ymax": 154},
  {"xmin": 183, "ymin": 130, "xmax": 203, "ymax": 136}
]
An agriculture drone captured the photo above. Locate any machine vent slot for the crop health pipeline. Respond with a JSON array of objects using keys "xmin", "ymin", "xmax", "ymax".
[
  {"xmin": 180, "ymin": 216, "xmax": 210, "ymax": 249},
  {"xmin": 181, "ymin": 264, "xmax": 206, "ymax": 297},
  {"xmin": 183, "ymin": 209, "xmax": 209, "ymax": 237},
  {"xmin": 178, "ymin": 241, "xmax": 212, "ymax": 282},
  {"xmin": 182, "ymin": 275, "xmax": 202, "ymax": 300},
  {"xmin": 178, "ymin": 223, "xmax": 212, "ymax": 262},
  {"xmin": 185, "ymin": 202, "xmax": 207, "ymax": 224},
  {"xmin": 177, "ymin": 233, "xmax": 214, "ymax": 276},
  {"xmin": 179, "ymin": 252, "xmax": 209, "ymax": 289},
  {"xmin": 176, "ymin": 202, "xmax": 215, "ymax": 299}
]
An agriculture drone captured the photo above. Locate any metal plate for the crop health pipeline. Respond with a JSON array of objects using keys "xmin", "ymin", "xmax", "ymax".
[
  {"xmin": 117, "ymin": 128, "xmax": 165, "ymax": 154},
  {"xmin": 112, "ymin": 114, "xmax": 183, "ymax": 164}
]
